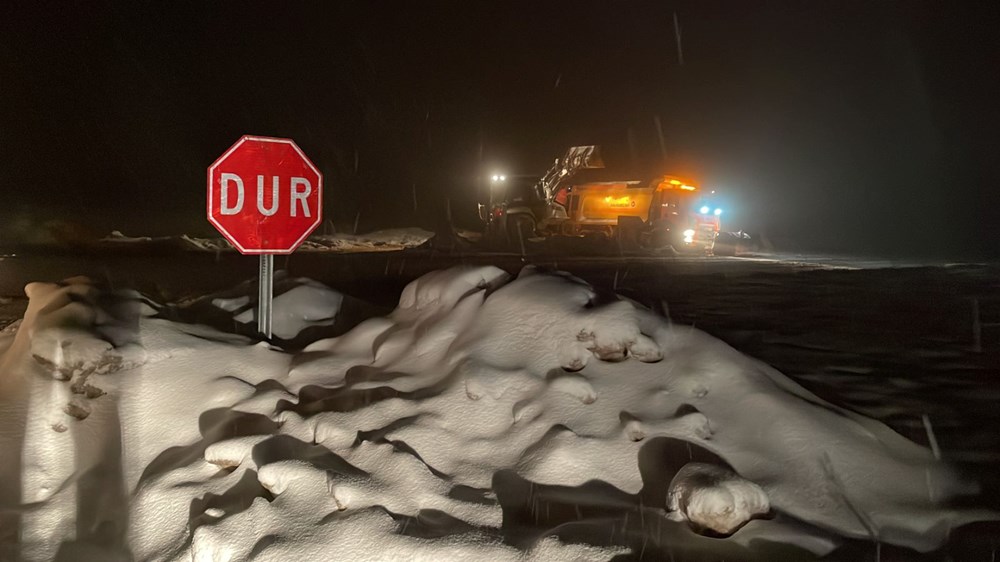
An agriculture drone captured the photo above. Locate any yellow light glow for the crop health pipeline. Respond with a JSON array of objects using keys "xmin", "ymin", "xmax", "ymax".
[
  {"xmin": 669, "ymin": 179, "xmax": 682, "ymax": 186},
  {"xmin": 603, "ymin": 195, "xmax": 632, "ymax": 207},
  {"xmin": 680, "ymin": 184, "xmax": 697, "ymax": 191}
]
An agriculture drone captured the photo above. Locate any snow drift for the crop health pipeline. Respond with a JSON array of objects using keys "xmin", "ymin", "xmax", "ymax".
[{"xmin": 0, "ymin": 266, "xmax": 994, "ymax": 561}]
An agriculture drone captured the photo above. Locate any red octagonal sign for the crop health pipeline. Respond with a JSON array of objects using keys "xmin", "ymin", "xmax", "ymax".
[{"xmin": 207, "ymin": 135, "xmax": 323, "ymax": 254}]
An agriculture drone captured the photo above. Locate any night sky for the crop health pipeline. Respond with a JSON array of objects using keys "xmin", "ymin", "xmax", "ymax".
[{"xmin": 2, "ymin": 1, "xmax": 997, "ymax": 257}]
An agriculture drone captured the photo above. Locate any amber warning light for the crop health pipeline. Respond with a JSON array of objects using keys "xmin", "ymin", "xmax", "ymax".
[{"xmin": 666, "ymin": 178, "xmax": 697, "ymax": 191}]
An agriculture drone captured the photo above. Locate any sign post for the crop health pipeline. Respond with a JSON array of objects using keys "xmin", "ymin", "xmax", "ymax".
[
  {"xmin": 207, "ymin": 135, "xmax": 323, "ymax": 338},
  {"xmin": 258, "ymin": 255, "xmax": 273, "ymax": 338}
]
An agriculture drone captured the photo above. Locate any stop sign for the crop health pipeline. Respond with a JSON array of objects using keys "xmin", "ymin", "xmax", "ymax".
[{"xmin": 207, "ymin": 135, "xmax": 323, "ymax": 254}]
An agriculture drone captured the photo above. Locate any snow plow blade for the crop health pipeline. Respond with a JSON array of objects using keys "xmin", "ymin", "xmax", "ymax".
[{"xmin": 559, "ymin": 145, "xmax": 604, "ymax": 170}]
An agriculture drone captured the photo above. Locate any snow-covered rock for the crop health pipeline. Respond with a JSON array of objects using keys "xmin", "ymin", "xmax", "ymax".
[{"xmin": 666, "ymin": 462, "xmax": 770, "ymax": 535}]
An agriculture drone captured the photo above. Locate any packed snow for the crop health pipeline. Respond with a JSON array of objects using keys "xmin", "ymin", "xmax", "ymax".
[{"xmin": 0, "ymin": 266, "xmax": 995, "ymax": 560}]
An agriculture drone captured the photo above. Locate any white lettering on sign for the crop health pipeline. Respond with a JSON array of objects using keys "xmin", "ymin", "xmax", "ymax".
[
  {"xmin": 290, "ymin": 177, "xmax": 312, "ymax": 217},
  {"xmin": 220, "ymin": 173, "xmax": 245, "ymax": 215},
  {"xmin": 257, "ymin": 175, "xmax": 279, "ymax": 216},
  {"xmin": 218, "ymin": 174, "xmax": 313, "ymax": 217}
]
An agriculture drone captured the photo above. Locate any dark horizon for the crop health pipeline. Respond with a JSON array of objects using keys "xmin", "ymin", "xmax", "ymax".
[{"xmin": 2, "ymin": 1, "xmax": 998, "ymax": 258}]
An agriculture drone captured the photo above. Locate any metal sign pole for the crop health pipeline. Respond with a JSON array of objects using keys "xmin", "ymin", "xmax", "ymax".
[{"xmin": 258, "ymin": 254, "xmax": 273, "ymax": 338}]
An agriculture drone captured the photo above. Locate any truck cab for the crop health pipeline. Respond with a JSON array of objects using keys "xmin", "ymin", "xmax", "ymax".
[{"xmin": 647, "ymin": 177, "xmax": 717, "ymax": 253}]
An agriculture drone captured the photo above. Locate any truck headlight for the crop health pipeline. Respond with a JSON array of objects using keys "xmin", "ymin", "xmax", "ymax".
[
  {"xmin": 714, "ymin": 208, "xmax": 722, "ymax": 216},
  {"xmin": 699, "ymin": 206, "xmax": 710, "ymax": 214}
]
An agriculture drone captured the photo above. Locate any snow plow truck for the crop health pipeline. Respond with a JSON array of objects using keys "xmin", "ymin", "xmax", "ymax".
[{"xmin": 478, "ymin": 146, "xmax": 718, "ymax": 253}]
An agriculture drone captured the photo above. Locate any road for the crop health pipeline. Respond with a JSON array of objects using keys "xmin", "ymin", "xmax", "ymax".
[{"xmin": 0, "ymin": 248, "xmax": 977, "ymax": 298}]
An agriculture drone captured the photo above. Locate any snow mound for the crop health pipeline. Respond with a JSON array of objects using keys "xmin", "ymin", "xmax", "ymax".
[
  {"xmin": 302, "ymin": 227, "xmax": 435, "ymax": 252},
  {"xmin": 230, "ymin": 280, "xmax": 343, "ymax": 340},
  {"xmin": 193, "ymin": 274, "xmax": 383, "ymax": 347},
  {"xmin": 177, "ymin": 234, "xmax": 231, "ymax": 251},
  {"xmin": 102, "ymin": 230, "xmax": 152, "ymax": 242},
  {"xmin": 0, "ymin": 266, "xmax": 995, "ymax": 560},
  {"xmin": 4, "ymin": 278, "xmax": 147, "ymax": 428},
  {"xmin": 100, "ymin": 228, "xmax": 434, "ymax": 253}
]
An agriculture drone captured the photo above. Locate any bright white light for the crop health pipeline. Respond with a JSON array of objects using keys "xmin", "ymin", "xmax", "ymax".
[
  {"xmin": 714, "ymin": 208, "xmax": 722, "ymax": 216},
  {"xmin": 491, "ymin": 175, "xmax": 499, "ymax": 182},
  {"xmin": 499, "ymin": 175, "xmax": 506, "ymax": 181},
  {"xmin": 699, "ymin": 206, "xmax": 710, "ymax": 214}
]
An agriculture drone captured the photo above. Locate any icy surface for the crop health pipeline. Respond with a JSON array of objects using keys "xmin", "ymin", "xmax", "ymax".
[{"xmin": 0, "ymin": 266, "xmax": 995, "ymax": 560}]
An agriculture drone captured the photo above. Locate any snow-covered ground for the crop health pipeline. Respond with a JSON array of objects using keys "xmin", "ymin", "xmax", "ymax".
[
  {"xmin": 100, "ymin": 228, "xmax": 435, "ymax": 253},
  {"xmin": 0, "ymin": 266, "xmax": 996, "ymax": 561}
]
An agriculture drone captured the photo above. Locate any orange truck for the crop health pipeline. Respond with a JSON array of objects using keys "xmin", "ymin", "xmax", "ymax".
[{"xmin": 479, "ymin": 146, "xmax": 718, "ymax": 253}]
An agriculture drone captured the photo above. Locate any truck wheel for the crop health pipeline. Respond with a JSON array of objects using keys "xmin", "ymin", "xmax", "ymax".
[{"xmin": 616, "ymin": 216, "xmax": 643, "ymax": 251}]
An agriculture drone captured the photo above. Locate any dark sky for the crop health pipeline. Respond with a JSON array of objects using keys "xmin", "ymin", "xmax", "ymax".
[{"xmin": 2, "ymin": 1, "xmax": 998, "ymax": 257}]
